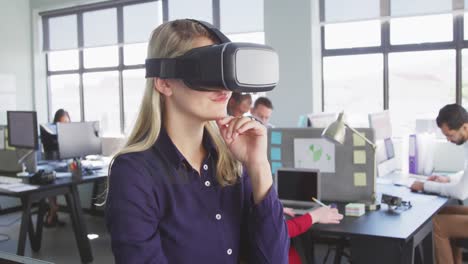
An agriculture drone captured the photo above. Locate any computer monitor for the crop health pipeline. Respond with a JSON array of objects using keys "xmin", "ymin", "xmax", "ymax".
[
  {"xmin": 415, "ymin": 118, "xmax": 444, "ymax": 138},
  {"xmin": 276, "ymin": 168, "xmax": 320, "ymax": 207},
  {"xmin": 7, "ymin": 111, "xmax": 38, "ymax": 149},
  {"xmin": 307, "ymin": 112, "xmax": 337, "ymax": 128},
  {"xmin": 40, "ymin": 123, "xmax": 59, "ymax": 160},
  {"xmin": 368, "ymin": 110, "xmax": 392, "ymax": 141},
  {"xmin": 57, "ymin": 122, "xmax": 102, "ymax": 160}
]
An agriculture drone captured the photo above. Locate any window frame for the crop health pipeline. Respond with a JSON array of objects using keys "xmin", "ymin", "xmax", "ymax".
[
  {"xmin": 320, "ymin": 0, "xmax": 465, "ymax": 114},
  {"xmin": 40, "ymin": 0, "xmax": 224, "ymax": 135}
]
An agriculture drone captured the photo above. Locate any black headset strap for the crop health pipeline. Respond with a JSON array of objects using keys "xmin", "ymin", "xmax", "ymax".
[{"xmin": 187, "ymin": 19, "xmax": 231, "ymax": 43}]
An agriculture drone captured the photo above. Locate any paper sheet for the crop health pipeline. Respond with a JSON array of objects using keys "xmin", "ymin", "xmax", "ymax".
[
  {"xmin": 271, "ymin": 162, "xmax": 282, "ymax": 175},
  {"xmin": 294, "ymin": 138, "xmax": 335, "ymax": 173},
  {"xmin": 353, "ymin": 133, "xmax": 366, "ymax": 147},
  {"xmin": 354, "ymin": 172, "xmax": 367, "ymax": 186},
  {"xmin": 271, "ymin": 131, "xmax": 282, "ymax": 145},
  {"xmin": 270, "ymin": 147, "xmax": 281, "ymax": 161},
  {"xmin": 353, "ymin": 150, "xmax": 366, "ymax": 164}
]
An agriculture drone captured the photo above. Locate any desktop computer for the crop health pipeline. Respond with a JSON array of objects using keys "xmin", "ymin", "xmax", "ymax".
[
  {"xmin": 57, "ymin": 122, "xmax": 102, "ymax": 175},
  {"xmin": 6, "ymin": 111, "xmax": 39, "ymax": 175}
]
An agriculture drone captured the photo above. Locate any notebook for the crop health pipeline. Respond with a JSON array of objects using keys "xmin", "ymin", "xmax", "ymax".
[{"xmin": 276, "ymin": 168, "xmax": 321, "ymax": 215}]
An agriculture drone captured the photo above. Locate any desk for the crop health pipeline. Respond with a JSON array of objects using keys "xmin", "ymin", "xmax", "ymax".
[
  {"xmin": 311, "ymin": 183, "xmax": 448, "ymax": 264},
  {"xmin": 0, "ymin": 172, "xmax": 107, "ymax": 264},
  {"xmin": 0, "ymin": 250, "xmax": 53, "ymax": 263}
]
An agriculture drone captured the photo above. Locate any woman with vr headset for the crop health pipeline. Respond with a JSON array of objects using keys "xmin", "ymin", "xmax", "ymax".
[{"xmin": 105, "ymin": 19, "xmax": 288, "ymax": 263}]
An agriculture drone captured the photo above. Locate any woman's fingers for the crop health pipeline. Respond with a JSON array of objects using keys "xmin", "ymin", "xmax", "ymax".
[
  {"xmin": 236, "ymin": 119, "xmax": 264, "ymax": 136},
  {"xmin": 228, "ymin": 117, "xmax": 251, "ymax": 139},
  {"xmin": 216, "ymin": 116, "xmax": 236, "ymax": 126}
]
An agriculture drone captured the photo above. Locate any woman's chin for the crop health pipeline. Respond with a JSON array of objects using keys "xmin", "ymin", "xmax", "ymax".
[{"xmin": 204, "ymin": 112, "xmax": 227, "ymax": 121}]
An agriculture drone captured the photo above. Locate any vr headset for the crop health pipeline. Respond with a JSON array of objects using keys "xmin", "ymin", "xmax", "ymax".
[{"xmin": 145, "ymin": 19, "xmax": 279, "ymax": 93}]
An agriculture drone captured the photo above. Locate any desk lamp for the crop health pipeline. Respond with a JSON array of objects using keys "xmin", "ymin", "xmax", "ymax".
[{"xmin": 321, "ymin": 112, "xmax": 380, "ymax": 210}]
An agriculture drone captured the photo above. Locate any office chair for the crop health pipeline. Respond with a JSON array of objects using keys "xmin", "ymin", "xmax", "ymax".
[{"xmin": 455, "ymin": 200, "xmax": 468, "ymax": 261}]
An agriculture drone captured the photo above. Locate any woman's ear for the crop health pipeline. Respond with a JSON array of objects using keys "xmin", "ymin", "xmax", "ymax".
[{"xmin": 154, "ymin": 78, "xmax": 173, "ymax": 96}]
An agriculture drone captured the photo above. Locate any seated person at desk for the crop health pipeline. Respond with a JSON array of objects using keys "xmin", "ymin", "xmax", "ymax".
[
  {"xmin": 227, "ymin": 92, "xmax": 252, "ymax": 117},
  {"xmin": 44, "ymin": 109, "xmax": 70, "ymax": 228},
  {"xmin": 250, "ymin": 97, "xmax": 274, "ymax": 128},
  {"xmin": 411, "ymin": 104, "xmax": 468, "ymax": 264},
  {"xmin": 284, "ymin": 206, "xmax": 342, "ymax": 264}
]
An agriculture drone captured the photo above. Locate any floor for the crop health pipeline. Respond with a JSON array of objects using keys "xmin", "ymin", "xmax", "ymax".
[
  {"xmin": 0, "ymin": 211, "xmax": 113, "ymax": 264},
  {"xmin": 0, "ymin": 211, "xmax": 465, "ymax": 264}
]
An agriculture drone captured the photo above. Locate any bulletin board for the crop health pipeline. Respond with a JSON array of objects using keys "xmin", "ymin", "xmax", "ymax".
[{"xmin": 268, "ymin": 128, "xmax": 376, "ymax": 202}]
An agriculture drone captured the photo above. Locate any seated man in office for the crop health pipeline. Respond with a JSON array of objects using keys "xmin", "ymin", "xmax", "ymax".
[
  {"xmin": 227, "ymin": 92, "xmax": 252, "ymax": 117},
  {"xmin": 250, "ymin": 97, "xmax": 274, "ymax": 128},
  {"xmin": 411, "ymin": 104, "xmax": 468, "ymax": 264}
]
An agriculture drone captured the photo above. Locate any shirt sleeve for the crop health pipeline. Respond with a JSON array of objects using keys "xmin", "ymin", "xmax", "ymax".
[
  {"xmin": 105, "ymin": 156, "xmax": 168, "ymax": 264},
  {"xmin": 424, "ymin": 170, "xmax": 468, "ymax": 200},
  {"xmin": 286, "ymin": 213, "xmax": 313, "ymax": 238},
  {"xmin": 241, "ymin": 171, "xmax": 289, "ymax": 263}
]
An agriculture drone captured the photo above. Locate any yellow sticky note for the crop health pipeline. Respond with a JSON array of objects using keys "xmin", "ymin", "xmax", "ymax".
[
  {"xmin": 354, "ymin": 172, "xmax": 367, "ymax": 186},
  {"xmin": 353, "ymin": 133, "xmax": 366, "ymax": 147},
  {"xmin": 353, "ymin": 150, "xmax": 366, "ymax": 164}
]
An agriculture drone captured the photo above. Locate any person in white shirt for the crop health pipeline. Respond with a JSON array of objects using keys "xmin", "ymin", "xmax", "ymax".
[
  {"xmin": 411, "ymin": 103, "xmax": 468, "ymax": 264},
  {"xmin": 250, "ymin": 97, "xmax": 274, "ymax": 128}
]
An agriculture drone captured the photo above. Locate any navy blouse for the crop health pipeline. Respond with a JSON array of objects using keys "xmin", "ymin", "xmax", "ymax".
[{"xmin": 105, "ymin": 128, "xmax": 288, "ymax": 263}]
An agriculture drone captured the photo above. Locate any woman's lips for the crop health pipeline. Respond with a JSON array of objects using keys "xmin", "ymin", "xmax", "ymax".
[{"xmin": 211, "ymin": 94, "xmax": 229, "ymax": 103}]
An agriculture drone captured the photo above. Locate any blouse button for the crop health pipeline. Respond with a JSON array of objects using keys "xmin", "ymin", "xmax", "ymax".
[
  {"xmin": 227, "ymin": 248, "xmax": 232, "ymax": 255},
  {"xmin": 203, "ymin": 164, "xmax": 208, "ymax": 171},
  {"xmin": 215, "ymin": 214, "xmax": 222, "ymax": 220},
  {"xmin": 205, "ymin": 181, "xmax": 211, "ymax": 187}
]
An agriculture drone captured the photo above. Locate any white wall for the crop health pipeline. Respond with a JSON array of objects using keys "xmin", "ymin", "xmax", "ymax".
[
  {"xmin": 0, "ymin": 0, "xmax": 33, "ymax": 124},
  {"xmin": 264, "ymin": 0, "xmax": 322, "ymax": 127}
]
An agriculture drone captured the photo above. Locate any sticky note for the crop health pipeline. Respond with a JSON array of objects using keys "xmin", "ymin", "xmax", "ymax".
[
  {"xmin": 354, "ymin": 172, "xmax": 367, "ymax": 186},
  {"xmin": 271, "ymin": 131, "xmax": 282, "ymax": 145},
  {"xmin": 353, "ymin": 132, "xmax": 366, "ymax": 147},
  {"xmin": 353, "ymin": 150, "xmax": 366, "ymax": 164},
  {"xmin": 271, "ymin": 162, "xmax": 282, "ymax": 175},
  {"xmin": 271, "ymin": 147, "xmax": 281, "ymax": 161}
]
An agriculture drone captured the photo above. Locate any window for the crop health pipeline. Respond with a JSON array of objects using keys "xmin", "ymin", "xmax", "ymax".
[
  {"xmin": 42, "ymin": 0, "xmax": 265, "ymax": 135},
  {"xmin": 321, "ymin": 0, "xmax": 463, "ymax": 137},
  {"xmin": 49, "ymin": 74, "xmax": 81, "ymax": 121},
  {"xmin": 389, "ymin": 50, "xmax": 455, "ymax": 136},
  {"xmin": 168, "ymin": 0, "xmax": 212, "ymax": 22},
  {"xmin": 461, "ymin": 49, "xmax": 468, "ymax": 106},
  {"xmin": 390, "ymin": 14, "xmax": 453, "ymax": 45},
  {"xmin": 83, "ymin": 72, "xmax": 120, "ymax": 136},
  {"xmin": 124, "ymin": 43, "xmax": 147, "ymax": 66},
  {"xmin": 43, "ymin": 1, "xmax": 163, "ymax": 135},
  {"xmin": 323, "ymin": 54, "xmax": 383, "ymax": 127},
  {"xmin": 325, "ymin": 20, "xmax": 381, "ymax": 49},
  {"xmin": 83, "ymin": 46, "xmax": 119, "ymax": 68},
  {"xmin": 48, "ymin": 50, "xmax": 79, "ymax": 71},
  {"xmin": 123, "ymin": 69, "xmax": 146, "ymax": 134}
]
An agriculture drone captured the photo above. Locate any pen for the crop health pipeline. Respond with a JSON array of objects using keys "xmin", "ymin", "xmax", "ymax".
[{"xmin": 312, "ymin": 197, "xmax": 327, "ymax": 207}]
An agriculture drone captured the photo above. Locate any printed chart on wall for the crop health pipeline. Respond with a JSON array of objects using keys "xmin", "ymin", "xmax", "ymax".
[{"xmin": 294, "ymin": 138, "xmax": 335, "ymax": 173}]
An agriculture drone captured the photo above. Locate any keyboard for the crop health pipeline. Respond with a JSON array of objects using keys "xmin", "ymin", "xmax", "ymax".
[{"xmin": 0, "ymin": 176, "xmax": 23, "ymax": 184}]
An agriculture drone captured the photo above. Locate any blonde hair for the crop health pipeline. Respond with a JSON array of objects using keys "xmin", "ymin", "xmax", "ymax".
[{"xmin": 110, "ymin": 20, "xmax": 242, "ymax": 187}]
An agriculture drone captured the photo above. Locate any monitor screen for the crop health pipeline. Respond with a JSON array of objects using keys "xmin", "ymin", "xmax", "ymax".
[
  {"xmin": 307, "ymin": 112, "xmax": 337, "ymax": 128},
  {"xmin": 7, "ymin": 111, "xmax": 38, "ymax": 149},
  {"xmin": 277, "ymin": 168, "xmax": 320, "ymax": 202},
  {"xmin": 57, "ymin": 122, "xmax": 102, "ymax": 159},
  {"xmin": 368, "ymin": 110, "xmax": 392, "ymax": 141}
]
